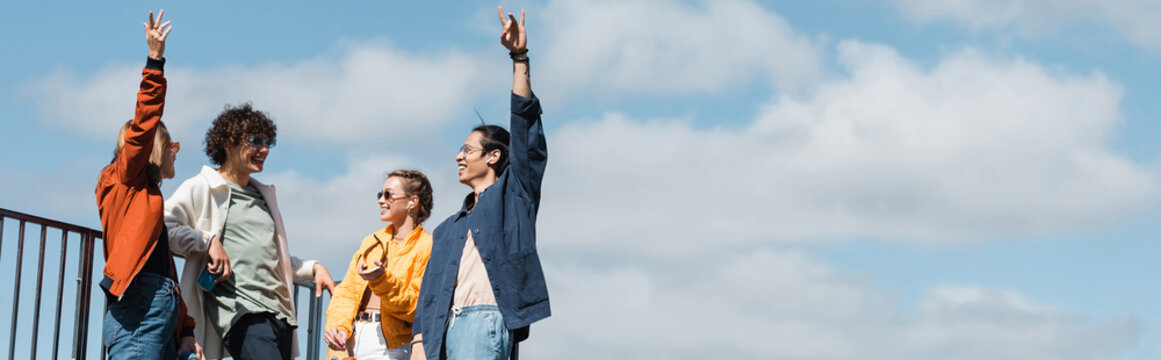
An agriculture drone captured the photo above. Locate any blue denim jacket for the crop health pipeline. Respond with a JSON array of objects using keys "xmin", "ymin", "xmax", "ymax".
[{"xmin": 414, "ymin": 93, "xmax": 550, "ymax": 357}]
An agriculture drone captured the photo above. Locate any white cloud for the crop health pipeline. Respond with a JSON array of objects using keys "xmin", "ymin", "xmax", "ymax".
[
  {"xmin": 235, "ymin": 36, "xmax": 1156, "ymax": 356},
  {"xmin": 144, "ymin": 151, "xmax": 1142, "ymax": 358},
  {"xmin": 895, "ymin": 0, "xmax": 1161, "ymax": 51},
  {"xmin": 8, "ymin": 4, "xmax": 1157, "ymax": 357},
  {"xmin": 2, "ymin": 151, "xmax": 1144, "ymax": 358},
  {"xmin": 537, "ymin": 0, "xmax": 819, "ymax": 99},
  {"xmin": 24, "ymin": 42, "xmax": 485, "ymax": 143},
  {"xmin": 0, "ymin": 156, "xmax": 107, "ymax": 228},
  {"xmin": 524, "ymin": 249, "xmax": 1140, "ymax": 359},
  {"xmin": 538, "ymin": 40, "xmax": 1159, "ymax": 249}
]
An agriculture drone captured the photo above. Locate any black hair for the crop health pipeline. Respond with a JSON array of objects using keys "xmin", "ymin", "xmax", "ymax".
[{"xmin": 472, "ymin": 124, "xmax": 509, "ymax": 175}]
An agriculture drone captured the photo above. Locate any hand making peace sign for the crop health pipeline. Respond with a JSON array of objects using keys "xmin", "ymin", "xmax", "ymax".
[{"xmin": 498, "ymin": 6, "xmax": 526, "ymax": 53}]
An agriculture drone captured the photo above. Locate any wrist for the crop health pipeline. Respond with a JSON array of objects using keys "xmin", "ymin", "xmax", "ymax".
[
  {"xmin": 145, "ymin": 56, "xmax": 165, "ymax": 71},
  {"xmin": 206, "ymin": 234, "xmax": 219, "ymax": 252},
  {"xmin": 509, "ymin": 48, "xmax": 529, "ymax": 63}
]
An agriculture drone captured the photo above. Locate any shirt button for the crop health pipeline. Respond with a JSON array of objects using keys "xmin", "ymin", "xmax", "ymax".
[
  {"xmin": 473, "ymin": 229, "xmax": 480, "ymax": 235},
  {"xmin": 484, "ymin": 256, "xmax": 491, "ymax": 262}
]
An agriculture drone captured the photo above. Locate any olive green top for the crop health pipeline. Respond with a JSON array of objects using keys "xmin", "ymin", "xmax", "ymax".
[{"xmin": 203, "ymin": 180, "xmax": 297, "ymax": 337}]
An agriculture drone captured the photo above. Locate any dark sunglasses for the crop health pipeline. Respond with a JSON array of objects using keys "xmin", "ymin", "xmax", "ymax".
[
  {"xmin": 376, "ymin": 191, "xmax": 409, "ymax": 202},
  {"xmin": 248, "ymin": 136, "xmax": 277, "ymax": 149}
]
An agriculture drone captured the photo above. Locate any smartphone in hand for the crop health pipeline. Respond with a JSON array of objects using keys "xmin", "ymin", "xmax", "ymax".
[
  {"xmin": 198, "ymin": 268, "xmax": 216, "ymax": 292},
  {"xmin": 359, "ymin": 264, "xmax": 382, "ymax": 275},
  {"xmin": 179, "ymin": 350, "xmax": 199, "ymax": 360}
]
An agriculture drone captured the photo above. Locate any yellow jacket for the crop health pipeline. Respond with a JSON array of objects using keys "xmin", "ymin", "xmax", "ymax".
[{"xmin": 325, "ymin": 224, "xmax": 432, "ymax": 357}]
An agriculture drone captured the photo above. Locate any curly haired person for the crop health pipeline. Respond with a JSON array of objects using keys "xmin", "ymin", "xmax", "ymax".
[{"xmin": 165, "ymin": 103, "xmax": 335, "ymax": 360}]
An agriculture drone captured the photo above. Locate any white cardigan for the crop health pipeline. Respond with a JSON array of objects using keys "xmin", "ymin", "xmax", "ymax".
[{"xmin": 165, "ymin": 165, "xmax": 317, "ymax": 359}]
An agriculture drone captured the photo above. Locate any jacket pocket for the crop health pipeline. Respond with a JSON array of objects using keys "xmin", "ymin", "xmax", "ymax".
[
  {"xmin": 504, "ymin": 251, "xmax": 549, "ymax": 309},
  {"xmin": 502, "ymin": 220, "xmax": 536, "ymax": 256}
]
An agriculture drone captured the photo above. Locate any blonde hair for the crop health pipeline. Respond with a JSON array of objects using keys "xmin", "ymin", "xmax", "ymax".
[{"xmin": 107, "ymin": 120, "xmax": 171, "ymax": 185}]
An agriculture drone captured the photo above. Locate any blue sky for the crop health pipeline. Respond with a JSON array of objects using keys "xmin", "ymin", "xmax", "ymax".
[{"xmin": 2, "ymin": 0, "xmax": 1159, "ymax": 359}]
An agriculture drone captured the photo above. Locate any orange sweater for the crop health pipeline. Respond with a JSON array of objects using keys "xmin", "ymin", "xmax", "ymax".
[
  {"xmin": 95, "ymin": 60, "xmax": 194, "ymax": 337},
  {"xmin": 326, "ymin": 224, "xmax": 432, "ymax": 357}
]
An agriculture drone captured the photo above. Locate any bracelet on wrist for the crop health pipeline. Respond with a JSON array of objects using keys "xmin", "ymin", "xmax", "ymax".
[
  {"xmin": 410, "ymin": 338, "xmax": 424, "ymax": 345},
  {"xmin": 510, "ymin": 49, "xmax": 529, "ymax": 63}
]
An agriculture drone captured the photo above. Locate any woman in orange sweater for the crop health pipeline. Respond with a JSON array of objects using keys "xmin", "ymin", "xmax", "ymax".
[
  {"xmin": 325, "ymin": 170, "xmax": 435, "ymax": 360},
  {"xmin": 95, "ymin": 10, "xmax": 201, "ymax": 360}
]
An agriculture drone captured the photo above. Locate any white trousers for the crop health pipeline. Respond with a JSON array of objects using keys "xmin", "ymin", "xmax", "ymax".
[{"xmin": 351, "ymin": 320, "xmax": 411, "ymax": 360}]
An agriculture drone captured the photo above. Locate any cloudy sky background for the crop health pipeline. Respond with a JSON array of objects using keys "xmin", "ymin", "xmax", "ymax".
[{"xmin": 1, "ymin": 0, "xmax": 1159, "ymax": 359}]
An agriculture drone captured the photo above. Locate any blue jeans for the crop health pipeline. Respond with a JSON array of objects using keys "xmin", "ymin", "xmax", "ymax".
[
  {"xmin": 444, "ymin": 305, "xmax": 512, "ymax": 360},
  {"xmin": 103, "ymin": 272, "xmax": 179, "ymax": 360}
]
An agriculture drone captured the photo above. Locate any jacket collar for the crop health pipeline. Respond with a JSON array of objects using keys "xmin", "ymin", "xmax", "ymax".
[{"xmin": 199, "ymin": 165, "xmax": 273, "ymax": 192}]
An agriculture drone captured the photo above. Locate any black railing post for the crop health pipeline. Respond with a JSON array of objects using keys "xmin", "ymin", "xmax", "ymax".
[
  {"xmin": 87, "ymin": 232, "xmax": 99, "ymax": 360},
  {"xmin": 0, "ymin": 213, "xmax": 5, "ymax": 263},
  {"xmin": 295, "ymin": 280, "xmax": 334, "ymax": 360},
  {"xmin": 310, "ymin": 291, "xmax": 321, "ymax": 360},
  {"xmin": 51, "ymin": 230, "xmax": 69, "ymax": 360},
  {"xmin": 72, "ymin": 231, "xmax": 95, "ymax": 360},
  {"xmin": 31, "ymin": 225, "xmax": 49, "ymax": 360},
  {"xmin": 9, "ymin": 220, "xmax": 27, "ymax": 360}
]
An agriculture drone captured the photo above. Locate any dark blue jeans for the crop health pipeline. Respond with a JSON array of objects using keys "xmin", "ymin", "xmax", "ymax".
[{"xmin": 103, "ymin": 272, "xmax": 178, "ymax": 360}]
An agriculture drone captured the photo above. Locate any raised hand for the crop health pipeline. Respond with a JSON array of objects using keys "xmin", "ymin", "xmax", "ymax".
[
  {"xmin": 144, "ymin": 9, "xmax": 173, "ymax": 60},
  {"xmin": 497, "ymin": 7, "xmax": 526, "ymax": 52}
]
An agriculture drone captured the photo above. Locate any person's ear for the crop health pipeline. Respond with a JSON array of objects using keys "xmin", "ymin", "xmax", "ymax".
[{"xmin": 487, "ymin": 149, "xmax": 502, "ymax": 164}]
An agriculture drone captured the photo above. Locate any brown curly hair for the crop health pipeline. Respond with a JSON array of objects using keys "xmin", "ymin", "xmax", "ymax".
[
  {"xmin": 388, "ymin": 169, "xmax": 434, "ymax": 224},
  {"xmin": 203, "ymin": 103, "xmax": 277, "ymax": 166}
]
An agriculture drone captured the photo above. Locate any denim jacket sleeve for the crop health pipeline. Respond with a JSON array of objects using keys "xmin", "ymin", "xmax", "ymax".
[{"xmin": 507, "ymin": 92, "xmax": 546, "ymax": 204}]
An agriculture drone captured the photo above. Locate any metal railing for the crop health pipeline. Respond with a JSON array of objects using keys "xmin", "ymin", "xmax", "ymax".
[
  {"xmin": 0, "ymin": 207, "xmax": 101, "ymax": 360},
  {"xmin": 293, "ymin": 280, "xmax": 332, "ymax": 360},
  {"xmin": 1, "ymin": 207, "xmax": 334, "ymax": 360}
]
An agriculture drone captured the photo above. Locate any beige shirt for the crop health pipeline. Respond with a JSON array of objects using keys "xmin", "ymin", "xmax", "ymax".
[{"xmin": 452, "ymin": 231, "xmax": 497, "ymax": 307}]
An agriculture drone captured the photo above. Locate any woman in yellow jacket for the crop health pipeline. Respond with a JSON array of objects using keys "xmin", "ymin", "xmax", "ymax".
[{"xmin": 325, "ymin": 170, "xmax": 434, "ymax": 360}]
